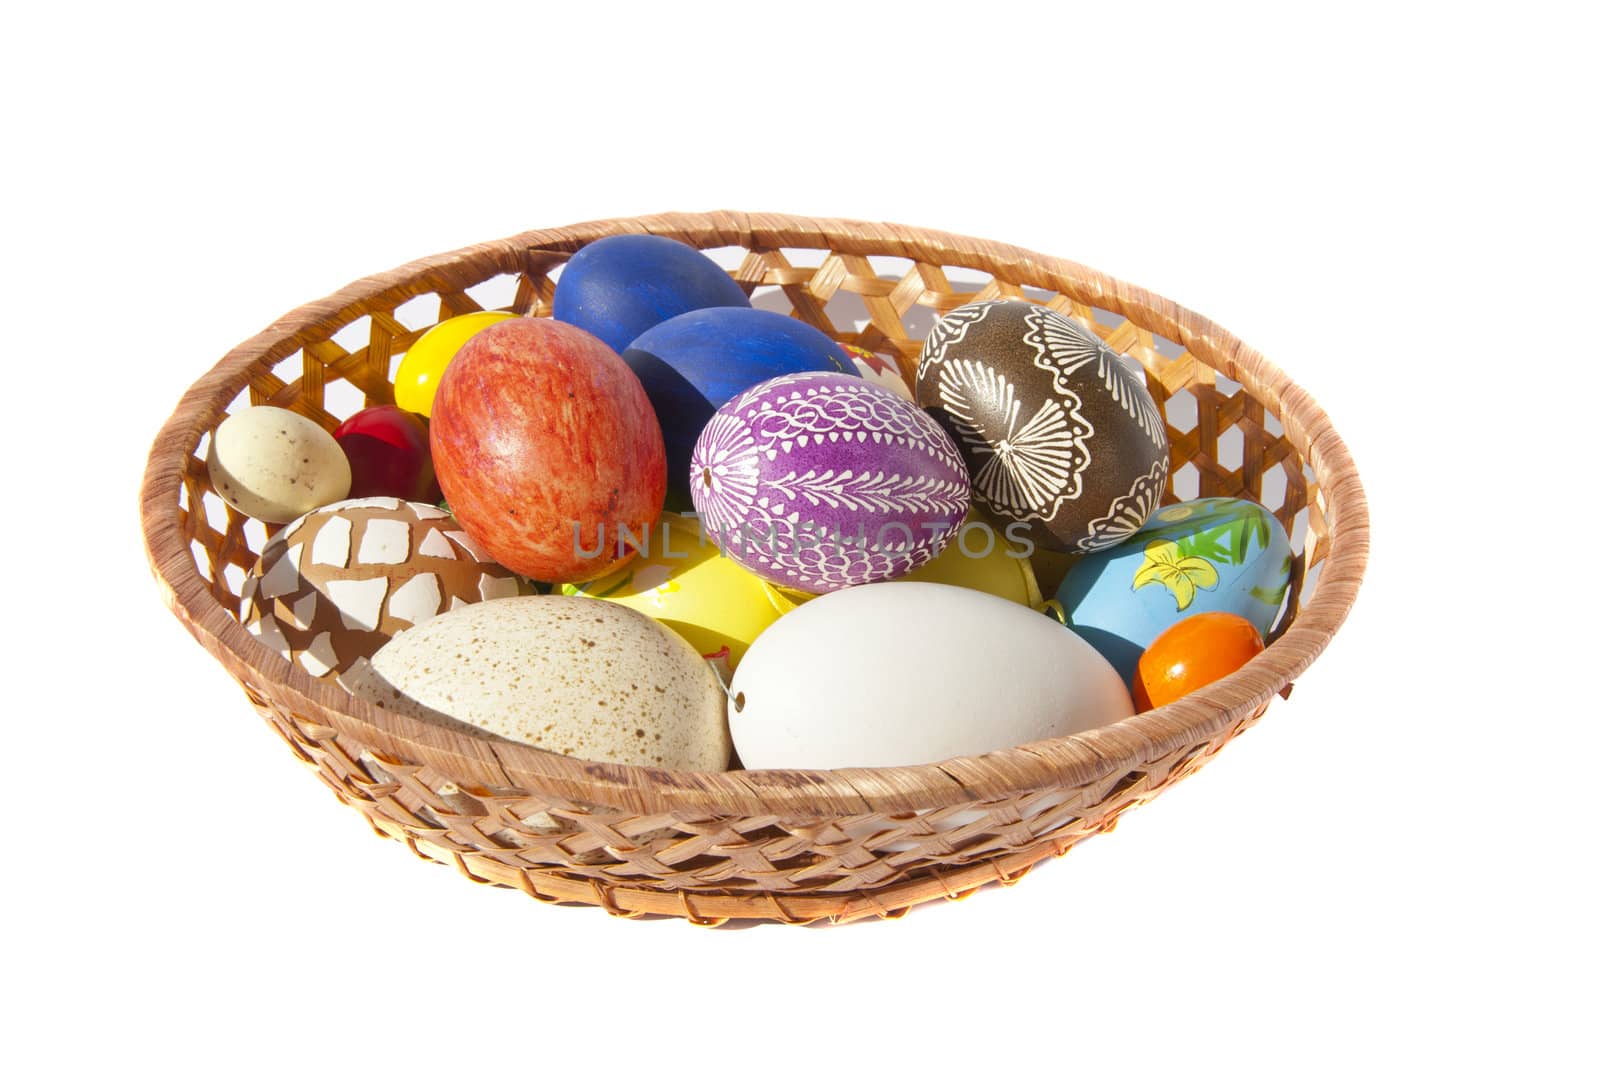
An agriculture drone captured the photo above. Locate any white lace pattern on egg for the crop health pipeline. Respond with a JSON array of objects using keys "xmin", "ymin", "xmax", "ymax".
[
  {"xmin": 1075, "ymin": 456, "xmax": 1171, "ymax": 552},
  {"xmin": 1023, "ymin": 305, "xmax": 1166, "ymax": 448},
  {"xmin": 935, "ymin": 357, "xmax": 1093, "ymax": 524},
  {"xmin": 691, "ymin": 377, "xmax": 967, "ymax": 590}
]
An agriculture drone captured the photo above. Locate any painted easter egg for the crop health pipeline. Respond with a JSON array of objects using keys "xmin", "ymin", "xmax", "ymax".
[
  {"xmin": 729, "ymin": 582, "xmax": 1133, "ymax": 769},
  {"xmin": 1133, "ymin": 611, "xmax": 1266, "ymax": 712},
  {"xmin": 242, "ymin": 498, "xmax": 527, "ymax": 679},
  {"xmin": 893, "ymin": 513, "xmax": 1044, "ymax": 608},
  {"xmin": 690, "ymin": 372, "xmax": 970, "ymax": 594},
  {"xmin": 393, "ymin": 310, "xmax": 518, "ymax": 417},
  {"xmin": 345, "ymin": 597, "xmax": 731, "ymax": 771},
  {"xmin": 755, "ymin": 582, "xmax": 815, "ymax": 616},
  {"xmin": 761, "ymin": 513, "xmax": 1042, "ymax": 612},
  {"xmin": 560, "ymin": 511, "xmax": 780, "ymax": 674},
  {"xmin": 430, "ymin": 317, "xmax": 667, "ymax": 582},
  {"xmin": 207, "ymin": 406, "xmax": 352, "ymax": 524},
  {"xmin": 622, "ymin": 307, "xmax": 856, "ymax": 507},
  {"xmin": 839, "ymin": 343, "xmax": 913, "ymax": 400},
  {"xmin": 1054, "ymin": 496, "xmax": 1293, "ymax": 685},
  {"xmin": 915, "ymin": 299, "xmax": 1170, "ymax": 554},
  {"xmin": 333, "ymin": 404, "xmax": 439, "ymax": 502},
  {"xmin": 552, "ymin": 234, "xmax": 750, "ymax": 355}
]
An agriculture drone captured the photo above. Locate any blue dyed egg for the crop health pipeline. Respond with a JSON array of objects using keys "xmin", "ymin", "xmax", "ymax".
[
  {"xmin": 552, "ymin": 234, "xmax": 750, "ymax": 355},
  {"xmin": 624, "ymin": 307, "xmax": 857, "ymax": 506},
  {"xmin": 1053, "ymin": 497, "xmax": 1293, "ymax": 685}
]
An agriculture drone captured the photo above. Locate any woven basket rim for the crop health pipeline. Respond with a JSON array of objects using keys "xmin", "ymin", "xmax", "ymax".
[{"xmin": 140, "ymin": 210, "xmax": 1370, "ymax": 820}]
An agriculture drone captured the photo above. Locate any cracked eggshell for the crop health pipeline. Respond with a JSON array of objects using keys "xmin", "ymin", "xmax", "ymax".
[
  {"xmin": 728, "ymin": 582, "xmax": 1132, "ymax": 770},
  {"xmin": 207, "ymin": 405, "xmax": 352, "ymax": 523},
  {"xmin": 349, "ymin": 597, "xmax": 731, "ymax": 771},
  {"xmin": 243, "ymin": 498, "xmax": 528, "ymax": 679}
]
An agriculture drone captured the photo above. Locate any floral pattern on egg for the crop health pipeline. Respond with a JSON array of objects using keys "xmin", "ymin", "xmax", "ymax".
[
  {"xmin": 690, "ymin": 372, "xmax": 970, "ymax": 593},
  {"xmin": 1053, "ymin": 496, "xmax": 1293, "ymax": 685},
  {"xmin": 915, "ymin": 300, "xmax": 1170, "ymax": 554},
  {"xmin": 242, "ymin": 497, "xmax": 528, "ymax": 679}
]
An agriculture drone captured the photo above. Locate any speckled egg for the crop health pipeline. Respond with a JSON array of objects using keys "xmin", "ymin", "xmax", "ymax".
[
  {"xmin": 728, "ymin": 582, "xmax": 1133, "ymax": 770},
  {"xmin": 346, "ymin": 597, "xmax": 731, "ymax": 771},
  {"xmin": 915, "ymin": 300, "xmax": 1170, "ymax": 554},
  {"xmin": 207, "ymin": 406, "xmax": 352, "ymax": 523},
  {"xmin": 243, "ymin": 498, "xmax": 528, "ymax": 679},
  {"xmin": 691, "ymin": 372, "xmax": 970, "ymax": 594}
]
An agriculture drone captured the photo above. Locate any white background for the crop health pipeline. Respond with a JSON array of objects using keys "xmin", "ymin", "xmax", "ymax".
[{"xmin": 4, "ymin": 3, "xmax": 1593, "ymax": 1068}]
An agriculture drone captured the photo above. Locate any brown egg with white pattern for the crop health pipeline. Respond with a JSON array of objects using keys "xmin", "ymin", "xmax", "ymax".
[
  {"xmin": 242, "ymin": 497, "xmax": 529, "ymax": 679},
  {"xmin": 915, "ymin": 300, "xmax": 1170, "ymax": 554}
]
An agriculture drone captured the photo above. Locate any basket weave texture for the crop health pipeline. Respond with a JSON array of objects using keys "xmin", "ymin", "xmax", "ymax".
[{"xmin": 140, "ymin": 212, "xmax": 1369, "ymax": 924}]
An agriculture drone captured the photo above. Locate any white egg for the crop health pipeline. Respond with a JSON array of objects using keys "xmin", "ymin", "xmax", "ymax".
[
  {"xmin": 728, "ymin": 582, "xmax": 1133, "ymax": 769},
  {"xmin": 207, "ymin": 406, "xmax": 352, "ymax": 523},
  {"xmin": 346, "ymin": 596, "xmax": 731, "ymax": 771}
]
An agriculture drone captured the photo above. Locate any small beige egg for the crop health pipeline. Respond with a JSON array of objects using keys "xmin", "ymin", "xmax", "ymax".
[
  {"xmin": 347, "ymin": 597, "xmax": 731, "ymax": 771},
  {"xmin": 208, "ymin": 406, "xmax": 352, "ymax": 523}
]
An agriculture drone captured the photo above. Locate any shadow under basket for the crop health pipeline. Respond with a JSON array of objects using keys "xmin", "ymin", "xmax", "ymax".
[{"xmin": 140, "ymin": 212, "xmax": 1369, "ymax": 925}]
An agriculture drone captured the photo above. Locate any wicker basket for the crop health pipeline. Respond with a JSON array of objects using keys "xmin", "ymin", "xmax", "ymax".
[{"xmin": 140, "ymin": 211, "xmax": 1369, "ymax": 924}]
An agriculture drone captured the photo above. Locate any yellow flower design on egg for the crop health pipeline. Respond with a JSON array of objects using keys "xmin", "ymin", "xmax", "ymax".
[{"xmin": 1133, "ymin": 539, "xmax": 1220, "ymax": 611}]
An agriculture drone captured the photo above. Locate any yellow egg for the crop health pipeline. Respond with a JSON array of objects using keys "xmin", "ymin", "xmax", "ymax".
[
  {"xmin": 760, "ymin": 582, "xmax": 815, "ymax": 615},
  {"xmin": 560, "ymin": 512, "xmax": 780, "ymax": 675},
  {"xmin": 895, "ymin": 516, "xmax": 1043, "ymax": 609},
  {"xmin": 393, "ymin": 310, "xmax": 518, "ymax": 416},
  {"xmin": 760, "ymin": 515, "xmax": 1043, "ymax": 614}
]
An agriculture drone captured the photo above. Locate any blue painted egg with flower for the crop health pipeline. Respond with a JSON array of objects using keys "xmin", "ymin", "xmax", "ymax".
[{"xmin": 1052, "ymin": 497, "xmax": 1293, "ymax": 685}]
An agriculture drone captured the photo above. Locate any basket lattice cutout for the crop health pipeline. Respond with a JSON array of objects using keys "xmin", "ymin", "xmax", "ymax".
[{"xmin": 143, "ymin": 212, "xmax": 1367, "ymax": 924}]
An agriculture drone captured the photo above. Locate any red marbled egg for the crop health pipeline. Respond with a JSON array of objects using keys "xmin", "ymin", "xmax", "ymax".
[{"xmin": 429, "ymin": 318, "xmax": 666, "ymax": 582}]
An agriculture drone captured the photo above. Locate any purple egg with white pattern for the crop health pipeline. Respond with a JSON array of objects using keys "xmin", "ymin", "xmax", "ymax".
[{"xmin": 690, "ymin": 372, "xmax": 970, "ymax": 594}]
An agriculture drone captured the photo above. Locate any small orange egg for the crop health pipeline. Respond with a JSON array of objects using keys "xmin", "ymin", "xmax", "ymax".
[{"xmin": 1133, "ymin": 611, "xmax": 1266, "ymax": 712}]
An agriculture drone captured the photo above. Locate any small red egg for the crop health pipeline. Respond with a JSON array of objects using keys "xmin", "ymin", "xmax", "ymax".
[
  {"xmin": 1134, "ymin": 611, "xmax": 1266, "ymax": 712},
  {"xmin": 333, "ymin": 404, "xmax": 439, "ymax": 502}
]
